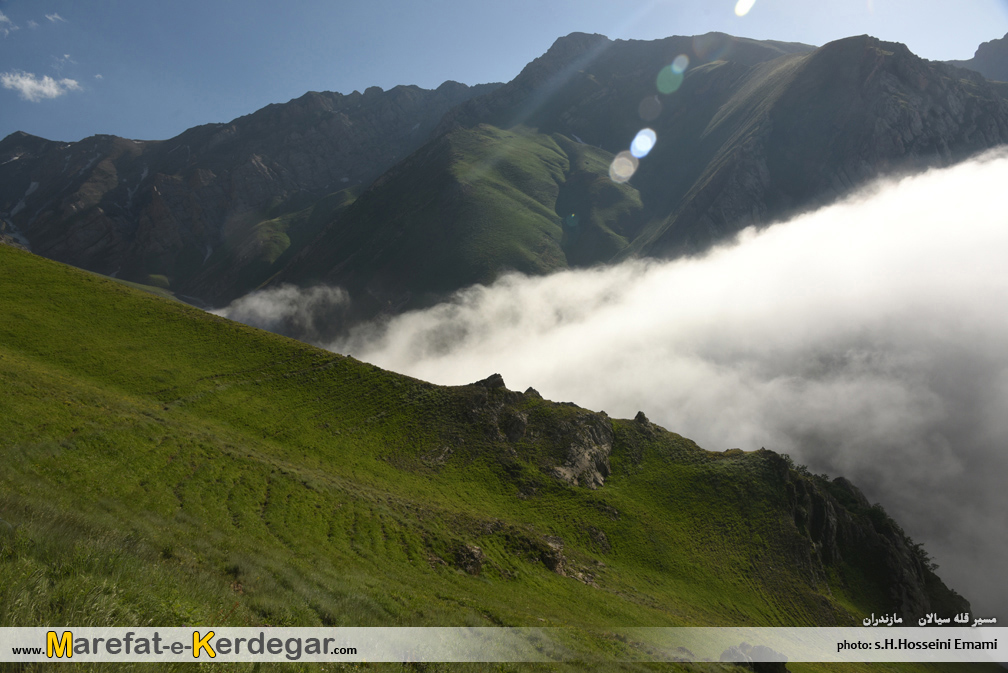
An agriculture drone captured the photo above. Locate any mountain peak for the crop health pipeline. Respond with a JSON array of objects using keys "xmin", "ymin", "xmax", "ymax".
[
  {"xmin": 974, "ymin": 31, "xmax": 1008, "ymax": 59},
  {"xmin": 946, "ymin": 31, "xmax": 1008, "ymax": 82}
]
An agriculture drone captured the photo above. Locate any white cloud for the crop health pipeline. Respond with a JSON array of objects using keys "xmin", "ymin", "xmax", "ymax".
[
  {"xmin": 0, "ymin": 10, "xmax": 18, "ymax": 36},
  {"xmin": 27, "ymin": 19, "xmax": 39, "ymax": 29},
  {"xmin": 1, "ymin": 70, "xmax": 82, "ymax": 102},
  {"xmin": 45, "ymin": 12, "xmax": 66, "ymax": 23},
  {"xmin": 212, "ymin": 285, "xmax": 351, "ymax": 344},
  {"xmin": 94, "ymin": 73, "xmax": 103, "ymax": 80}
]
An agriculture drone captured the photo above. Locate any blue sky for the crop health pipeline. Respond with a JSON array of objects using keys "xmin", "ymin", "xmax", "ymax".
[{"xmin": 1, "ymin": 0, "xmax": 1006, "ymax": 142}]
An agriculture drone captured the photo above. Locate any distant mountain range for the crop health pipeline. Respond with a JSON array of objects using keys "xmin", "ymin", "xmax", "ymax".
[{"xmin": 3, "ymin": 31, "xmax": 1007, "ymax": 330}]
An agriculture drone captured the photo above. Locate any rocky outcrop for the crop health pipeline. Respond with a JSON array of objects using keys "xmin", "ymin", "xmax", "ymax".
[
  {"xmin": 764, "ymin": 451, "xmax": 971, "ymax": 621},
  {"xmin": 549, "ymin": 412, "xmax": 614, "ymax": 489},
  {"xmin": 462, "ymin": 374, "xmax": 614, "ymax": 488},
  {"xmin": 453, "ymin": 542, "xmax": 485, "ymax": 575}
]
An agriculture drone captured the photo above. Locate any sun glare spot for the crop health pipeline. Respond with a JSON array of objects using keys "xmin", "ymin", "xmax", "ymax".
[
  {"xmin": 671, "ymin": 54, "xmax": 690, "ymax": 74},
  {"xmin": 630, "ymin": 128, "xmax": 657, "ymax": 159},
  {"xmin": 734, "ymin": 0, "xmax": 756, "ymax": 17},
  {"xmin": 609, "ymin": 151, "xmax": 639, "ymax": 183},
  {"xmin": 657, "ymin": 66, "xmax": 684, "ymax": 94}
]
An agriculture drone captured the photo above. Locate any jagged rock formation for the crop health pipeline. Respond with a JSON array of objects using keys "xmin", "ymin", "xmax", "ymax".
[
  {"xmin": 466, "ymin": 374, "xmax": 613, "ymax": 488},
  {"xmin": 548, "ymin": 413, "xmax": 614, "ymax": 489}
]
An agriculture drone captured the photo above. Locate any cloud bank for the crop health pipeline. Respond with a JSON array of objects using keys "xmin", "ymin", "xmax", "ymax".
[
  {"xmin": 328, "ymin": 149, "xmax": 1008, "ymax": 617},
  {"xmin": 1, "ymin": 70, "xmax": 81, "ymax": 101}
]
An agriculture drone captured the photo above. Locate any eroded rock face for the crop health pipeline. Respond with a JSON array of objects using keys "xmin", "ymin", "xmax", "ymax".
[
  {"xmin": 453, "ymin": 543, "xmax": 485, "ymax": 575},
  {"xmin": 550, "ymin": 412, "xmax": 614, "ymax": 489}
]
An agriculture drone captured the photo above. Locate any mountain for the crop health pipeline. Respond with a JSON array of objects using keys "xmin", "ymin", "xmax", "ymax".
[
  {"xmin": 0, "ymin": 244, "xmax": 977, "ymax": 662},
  {"xmin": 0, "ymin": 81, "xmax": 498, "ymax": 304},
  {"xmin": 274, "ymin": 33, "xmax": 1008, "ymax": 327},
  {"xmin": 4, "ymin": 31, "xmax": 1008, "ymax": 329},
  {"xmin": 948, "ymin": 32, "xmax": 1008, "ymax": 83}
]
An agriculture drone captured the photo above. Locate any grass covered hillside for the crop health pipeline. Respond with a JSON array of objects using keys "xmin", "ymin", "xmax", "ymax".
[
  {"xmin": 279, "ymin": 124, "xmax": 644, "ymax": 321},
  {"xmin": 0, "ymin": 245, "xmax": 984, "ymax": 670}
]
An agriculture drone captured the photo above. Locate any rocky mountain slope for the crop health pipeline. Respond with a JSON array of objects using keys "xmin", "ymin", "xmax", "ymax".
[
  {"xmin": 274, "ymin": 33, "xmax": 1008, "ymax": 329},
  {"xmin": 4, "ymin": 31, "xmax": 1008, "ymax": 327},
  {"xmin": 0, "ymin": 81, "xmax": 498, "ymax": 304}
]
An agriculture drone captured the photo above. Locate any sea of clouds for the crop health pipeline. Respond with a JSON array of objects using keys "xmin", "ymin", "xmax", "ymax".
[{"xmin": 216, "ymin": 148, "xmax": 1008, "ymax": 618}]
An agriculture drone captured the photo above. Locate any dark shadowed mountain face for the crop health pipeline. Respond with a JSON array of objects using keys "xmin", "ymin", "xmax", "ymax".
[
  {"xmin": 0, "ymin": 81, "xmax": 498, "ymax": 304},
  {"xmin": 948, "ymin": 32, "xmax": 1008, "ymax": 83},
  {"xmin": 273, "ymin": 33, "xmax": 1008, "ymax": 331}
]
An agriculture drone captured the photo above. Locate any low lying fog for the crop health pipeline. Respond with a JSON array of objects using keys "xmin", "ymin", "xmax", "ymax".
[{"xmin": 217, "ymin": 148, "xmax": 1008, "ymax": 618}]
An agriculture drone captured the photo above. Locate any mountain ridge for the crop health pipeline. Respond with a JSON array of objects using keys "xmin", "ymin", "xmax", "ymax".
[
  {"xmin": 271, "ymin": 33, "xmax": 1008, "ymax": 334},
  {"xmin": 3, "ymin": 31, "xmax": 1008, "ymax": 332}
]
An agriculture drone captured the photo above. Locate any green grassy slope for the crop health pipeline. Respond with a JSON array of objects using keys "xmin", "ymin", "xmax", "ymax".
[
  {"xmin": 0, "ymin": 246, "xmax": 987, "ymax": 670},
  {"xmin": 281, "ymin": 125, "xmax": 643, "ymax": 316}
]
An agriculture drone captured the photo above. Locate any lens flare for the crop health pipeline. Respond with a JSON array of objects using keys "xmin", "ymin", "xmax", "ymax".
[
  {"xmin": 638, "ymin": 95, "xmax": 662, "ymax": 121},
  {"xmin": 630, "ymin": 128, "xmax": 657, "ymax": 159},
  {"xmin": 735, "ymin": 0, "xmax": 756, "ymax": 16},
  {"xmin": 609, "ymin": 151, "xmax": 639, "ymax": 183},
  {"xmin": 671, "ymin": 54, "xmax": 690, "ymax": 74},
  {"xmin": 657, "ymin": 66, "xmax": 684, "ymax": 94}
]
